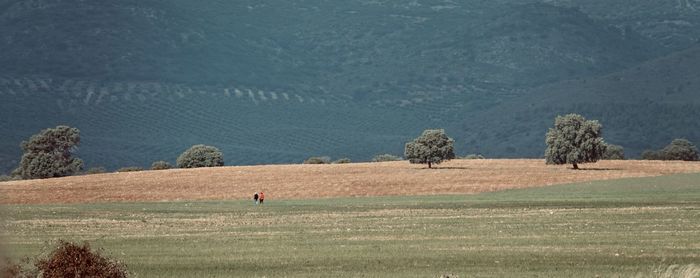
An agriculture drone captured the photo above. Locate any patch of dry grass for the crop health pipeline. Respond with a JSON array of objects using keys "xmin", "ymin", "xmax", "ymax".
[{"xmin": 1, "ymin": 159, "xmax": 699, "ymax": 204}]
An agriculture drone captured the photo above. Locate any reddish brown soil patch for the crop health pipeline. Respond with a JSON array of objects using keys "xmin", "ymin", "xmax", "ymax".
[{"xmin": 1, "ymin": 159, "xmax": 699, "ymax": 205}]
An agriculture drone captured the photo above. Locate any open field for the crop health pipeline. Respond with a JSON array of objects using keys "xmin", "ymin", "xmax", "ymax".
[
  {"xmin": 2, "ymin": 173, "xmax": 700, "ymax": 277},
  {"xmin": 2, "ymin": 159, "xmax": 700, "ymax": 205}
]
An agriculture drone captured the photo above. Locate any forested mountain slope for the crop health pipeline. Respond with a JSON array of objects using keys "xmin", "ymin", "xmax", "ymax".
[
  {"xmin": 459, "ymin": 45, "xmax": 700, "ymax": 158},
  {"xmin": 0, "ymin": 0, "xmax": 697, "ymax": 172}
]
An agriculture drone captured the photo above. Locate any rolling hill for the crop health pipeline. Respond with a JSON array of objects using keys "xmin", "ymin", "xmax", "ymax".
[
  {"xmin": 3, "ymin": 159, "xmax": 700, "ymax": 205},
  {"xmin": 0, "ymin": 0, "xmax": 698, "ymax": 172}
]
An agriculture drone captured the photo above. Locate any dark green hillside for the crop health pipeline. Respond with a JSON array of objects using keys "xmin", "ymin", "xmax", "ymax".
[
  {"xmin": 0, "ymin": 1, "xmax": 660, "ymax": 90},
  {"xmin": 546, "ymin": 0, "xmax": 700, "ymax": 50},
  {"xmin": 0, "ymin": 0, "xmax": 696, "ymax": 172},
  {"xmin": 0, "ymin": 79, "xmax": 431, "ymax": 171},
  {"xmin": 459, "ymin": 46, "xmax": 700, "ymax": 158}
]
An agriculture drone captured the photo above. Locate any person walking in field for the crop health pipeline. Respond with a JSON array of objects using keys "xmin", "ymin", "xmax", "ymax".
[
  {"xmin": 253, "ymin": 192, "xmax": 259, "ymax": 205},
  {"xmin": 259, "ymin": 191, "xmax": 265, "ymax": 205}
]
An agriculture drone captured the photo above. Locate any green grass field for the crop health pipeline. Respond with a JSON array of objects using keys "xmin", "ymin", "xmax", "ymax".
[{"xmin": 2, "ymin": 173, "xmax": 700, "ymax": 277}]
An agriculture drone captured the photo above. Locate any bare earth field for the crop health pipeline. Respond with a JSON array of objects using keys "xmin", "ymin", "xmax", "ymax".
[{"xmin": 2, "ymin": 159, "xmax": 700, "ymax": 204}]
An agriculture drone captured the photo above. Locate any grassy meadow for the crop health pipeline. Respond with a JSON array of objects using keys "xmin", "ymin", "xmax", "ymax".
[{"xmin": 2, "ymin": 173, "xmax": 700, "ymax": 277}]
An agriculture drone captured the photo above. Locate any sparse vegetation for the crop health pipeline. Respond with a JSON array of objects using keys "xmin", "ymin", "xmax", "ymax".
[
  {"xmin": 1, "ymin": 241, "xmax": 127, "ymax": 278},
  {"xmin": 545, "ymin": 114, "xmax": 606, "ymax": 169},
  {"xmin": 332, "ymin": 158, "xmax": 352, "ymax": 164},
  {"xmin": 117, "ymin": 167, "xmax": 144, "ymax": 173},
  {"xmin": 303, "ymin": 156, "xmax": 331, "ymax": 164},
  {"xmin": 176, "ymin": 145, "xmax": 224, "ymax": 168},
  {"xmin": 603, "ymin": 144, "xmax": 625, "ymax": 160},
  {"xmin": 661, "ymin": 139, "xmax": 699, "ymax": 161},
  {"xmin": 641, "ymin": 150, "xmax": 663, "ymax": 160},
  {"xmin": 371, "ymin": 154, "xmax": 402, "ymax": 162},
  {"xmin": 0, "ymin": 175, "xmax": 16, "ymax": 182},
  {"xmin": 12, "ymin": 126, "xmax": 83, "ymax": 179},
  {"xmin": 650, "ymin": 264, "xmax": 700, "ymax": 278},
  {"xmin": 463, "ymin": 154, "xmax": 485, "ymax": 159},
  {"xmin": 641, "ymin": 139, "xmax": 699, "ymax": 161},
  {"xmin": 35, "ymin": 240, "xmax": 128, "ymax": 278},
  {"xmin": 151, "ymin": 161, "xmax": 172, "ymax": 170},
  {"xmin": 404, "ymin": 129, "xmax": 455, "ymax": 168},
  {"xmin": 85, "ymin": 167, "xmax": 107, "ymax": 175}
]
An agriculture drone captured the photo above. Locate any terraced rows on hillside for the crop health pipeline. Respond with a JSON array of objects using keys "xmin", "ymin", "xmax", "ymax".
[
  {"xmin": 0, "ymin": 75, "xmax": 475, "ymax": 171},
  {"xmin": 1, "ymin": 0, "xmax": 699, "ymax": 172}
]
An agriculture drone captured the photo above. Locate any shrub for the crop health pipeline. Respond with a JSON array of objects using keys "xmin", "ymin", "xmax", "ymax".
[
  {"xmin": 545, "ymin": 114, "xmax": 606, "ymax": 169},
  {"xmin": 1, "ymin": 241, "xmax": 127, "ymax": 278},
  {"xmin": 0, "ymin": 175, "xmax": 16, "ymax": 182},
  {"xmin": 85, "ymin": 167, "xmax": 107, "ymax": 175},
  {"xmin": 372, "ymin": 154, "xmax": 403, "ymax": 162},
  {"xmin": 176, "ymin": 145, "xmax": 224, "ymax": 168},
  {"xmin": 35, "ymin": 240, "xmax": 128, "ymax": 278},
  {"xmin": 13, "ymin": 126, "xmax": 83, "ymax": 179},
  {"xmin": 602, "ymin": 144, "xmax": 625, "ymax": 160},
  {"xmin": 332, "ymin": 158, "xmax": 352, "ymax": 164},
  {"xmin": 304, "ymin": 156, "xmax": 331, "ymax": 164},
  {"xmin": 117, "ymin": 167, "xmax": 143, "ymax": 172},
  {"xmin": 463, "ymin": 154, "xmax": 485, "ymax": 159},
  {"xmin": 641, "ymin": 150, "xmax": 662, "ymax": 160},
  {"xmin": 641, "ymin": 139, "xmax": 699, "ymax": 161},
  {"xmin": 404, "ymin": 129, "xmax": 455, "ymax": 168},
  {"xmin": 661, "ymin": 139, "xmax": 699, "ymax": 161},
  {"xmin": 151, "ymin": 161, "xmax": 172, "ymax": 170}
]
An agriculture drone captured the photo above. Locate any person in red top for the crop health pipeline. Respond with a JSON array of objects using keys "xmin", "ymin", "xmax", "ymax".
[{"xmin": 259, "ymin": 191, "xmax": 265, "ymax": 205}]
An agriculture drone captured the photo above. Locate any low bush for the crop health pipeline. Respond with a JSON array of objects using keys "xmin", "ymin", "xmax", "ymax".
[
  {"xmin": 304, "ymin": 156, "xmax": 331, "ymax": 164},
  {"xmin": 1, "ymin": 240, "xmax": 127, "ymax": 278},
  {"xmin": 177, "ymin": 145, "xmax": 224, "ymax": 168},
  {"xmin": 641, "ymin": 150, "xmax": 662, "ymax": 160},
  {"xmin": 372, "ymin": 154, "xmax": 402, "ymax": 162},
  {"xmin": 463, "ymin": 154, "xmax": 485, "ymax": 159},
  {"xmin": 36, "ymin": 240, "xmax": 128, "ymax": 278},
  {"xmin": 117, "ymin": 167, "xmax": 144, "ymax": 172},
  {"xmin": 642, "ymin": 139, "xmax": 698, "ymax": 161},
  {"xmin": 151, "ymin": 161, "xmax": 172, "ymax": 170},
  {"xmin": 85, "ymin": 167, "xmax": 107, "ymax": 175},
  {"xmin": 661, "ymin": 139, "xmax": 699, "ymax": 161},
  {"xmin": 602, "ymin": 144, "xmax": 625, "ymax": 160},
  {"xmin": 333, "ymin": 158, "xmax": 352, "ymax": 164},
  {"xmin": 0, "ymin": 175, "xmax": 16, "ymax": 182}
]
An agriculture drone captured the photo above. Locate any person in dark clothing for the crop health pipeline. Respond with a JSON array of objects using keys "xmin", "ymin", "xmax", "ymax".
[{"xmin": 253, "ymin": 192, "xmax": 259, "ymax": 205}]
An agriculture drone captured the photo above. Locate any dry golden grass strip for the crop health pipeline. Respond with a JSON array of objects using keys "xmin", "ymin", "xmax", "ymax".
[{"xmin": 1, "ymin": 159, "xmax": 699, "ymax": 205}]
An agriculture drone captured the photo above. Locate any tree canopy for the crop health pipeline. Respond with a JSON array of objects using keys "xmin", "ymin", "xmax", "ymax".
[
  {"xmin": 13, "ymin": 126, "xmax": 83, "ymax": 179},
  {"xmin": 661, "ymin": 139, "xmax": 699, "ymax": 161},
  {"xmin": 176, "ymin": 145, "xmax": 224, "ymax": 168},
  {"xmin": 545, "ymin": 114, "xmax": 606, "ymax": 169},
  {"xmin": 602, "ymin": 143, "xmax": 625, "ymax": 160},
  {"xmin": 404, "ymin": 129, "xmax": 455, "ymax": 168}
]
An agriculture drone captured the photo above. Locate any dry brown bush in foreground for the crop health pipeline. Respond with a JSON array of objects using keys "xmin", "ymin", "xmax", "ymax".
[{"xmin": 1, "ymin": 241, "xmax": 128, "ymax": 278}]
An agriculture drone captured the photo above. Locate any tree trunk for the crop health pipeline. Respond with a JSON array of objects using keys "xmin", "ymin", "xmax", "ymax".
[
  {"xmin": 572, "ymin": 162, "xmax": 579, "ymax": 170},
  {"xmin": 428, "ymin": 161, "xmax": 432, "ymax": 168}
]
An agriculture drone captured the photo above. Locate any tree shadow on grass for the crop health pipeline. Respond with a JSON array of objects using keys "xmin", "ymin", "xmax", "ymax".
[{"xmin": 576, "ymin": 168, "xmax": 623, "ymax": 171}]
